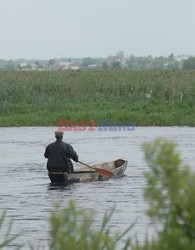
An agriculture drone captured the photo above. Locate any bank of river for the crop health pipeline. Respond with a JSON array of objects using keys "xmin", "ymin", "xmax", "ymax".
[
  {"xmin": 0, "ymin": 126, "xmax": 195, "ymax": 248},
  {"xmin": 0, "ymin": 70, "xmax": 195, "ymax": 126}
]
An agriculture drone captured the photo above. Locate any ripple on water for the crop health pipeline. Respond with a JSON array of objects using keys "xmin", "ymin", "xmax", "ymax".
[{"xmin": 0, "ymin": 126, "xmax": 195, "ymax": 248}]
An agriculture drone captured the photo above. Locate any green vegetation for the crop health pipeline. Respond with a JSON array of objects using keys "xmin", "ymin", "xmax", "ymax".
[
  {"xmin": 0, "ymin": 211, "xmax": 21, "ymax": 249},
  {"xmin": 139, "ymin": 139, "xmax": 195, "ymax": 249},
  {"xmin": 2, "ymin": 138, "xmax": 195, "ymax": 249},
  {"xmin": 48, "ymin": 202, "xmax": 133, "ymax": 250},
  {"xmin": 0, "ymin": 70, "xmax": 195, "ymax": 126},
  {"xmin": 183, "ymin": 57, "xmax": 195, "ymax": 69},
  {"xmin": 0, "ymin": 53, "xmax": 188, "ymax": 70}
]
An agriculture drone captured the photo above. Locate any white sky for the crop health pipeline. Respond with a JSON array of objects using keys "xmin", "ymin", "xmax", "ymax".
[{"xmin": 0, "ymin": 0, "xmax": 195, "ymax": 59}]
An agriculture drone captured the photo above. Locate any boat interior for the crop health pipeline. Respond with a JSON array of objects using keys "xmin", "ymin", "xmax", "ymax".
[{"xmin": 74, "ymin": 159, "xmax": 126, "ymax": 173}]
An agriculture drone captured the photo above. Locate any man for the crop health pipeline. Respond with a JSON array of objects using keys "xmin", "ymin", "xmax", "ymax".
[{"xmin": 44, "ymin": 131, "xmax": 78, "ymax": 173}]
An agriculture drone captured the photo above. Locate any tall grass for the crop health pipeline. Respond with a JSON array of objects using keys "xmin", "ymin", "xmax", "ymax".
[
  {"xmin": 0, "ymin": 70, "xmax": 195, "ymax": 126},
  {"xmin": 0, "ymin": 211, "xmax": 21, "ymax": 249}
]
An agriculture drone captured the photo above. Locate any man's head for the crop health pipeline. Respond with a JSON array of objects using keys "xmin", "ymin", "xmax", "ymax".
[{"xmin": 55, "ymin": 131, "xmax": 64, "ymax": 140}]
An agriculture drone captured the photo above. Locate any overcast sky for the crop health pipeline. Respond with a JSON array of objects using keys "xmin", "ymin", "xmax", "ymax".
[{"xmin": 0, "ymin": 0, "xmax": 194, "ymax": 59}]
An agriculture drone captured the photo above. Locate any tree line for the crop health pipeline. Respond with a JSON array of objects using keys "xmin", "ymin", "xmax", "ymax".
[{"xmin": 0, "ymin": 55, "xmax": 195, "ymax": 70}]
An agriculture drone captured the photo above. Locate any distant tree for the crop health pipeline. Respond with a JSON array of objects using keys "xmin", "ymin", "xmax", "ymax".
[
  {"xmin": 167, "ymin": 60, "xmax": 180, "ymax": 70},
  {"xmin": 127, "ymin": 56, "xmax": 138, "ymax": 70},
  {"xmin": 5, "ymin": 60, "xmax": 19, "ymax": 70},
  {"xmin": 146, "ymin": 55, "xmax": 153, "ymax": 67},
  {"xmin": 168, "ymin": 53, "xmax": 174, "ymax": 61},
  {"xmin": 48, "ymin": 59, "xmax": 57, "ymax": 67},
  {"xmin": 0, "ymin": 59, "xmax": 7, "ymax": 69},
  {"xmin": 82, "ymin": 57, "xmax": 95, "ymax": 68},
  {"xmin": 116, "ymin": 50, "xmax": 125, "ymax": 62},
  {"xmin": 153, "ymin": 56, "xmax": 166, "ymax": 69},
  {"xmin": 126, "ymin": 54, "xmax": 182, "ymax": 70},
  {"xmin": 102, "ymin": 62, "xmax": 109, "ymax": 70},
  {"xmin": 35, "ymin": 61, "xmax": 43, "ymax": 69},
  {"xmin": 137, "ymin": 56, "xmax": 150, "ymax": 69},
  {"xmin": 110, "ymin": 61, "xmax": 122, "ymax": 70},
  {"xmin": 183, "ymin": 57, "xmax": 195, "ymax": 69}
]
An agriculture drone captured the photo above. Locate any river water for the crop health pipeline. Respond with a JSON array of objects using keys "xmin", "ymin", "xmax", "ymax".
[{"xmin": 0, "ymin": 126, "xmax": 195, "ymax": 249}]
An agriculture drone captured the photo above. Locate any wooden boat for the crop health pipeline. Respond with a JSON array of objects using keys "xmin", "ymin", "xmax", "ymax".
[{"xmin": 48, "ymin": 158, "xmax": 127, "ymax": 184}]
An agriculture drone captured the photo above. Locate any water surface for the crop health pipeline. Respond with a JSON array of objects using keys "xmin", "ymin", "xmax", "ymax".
[{"xmin": 0, "ymin": 126, "xmax": 195, "ymax": 248}]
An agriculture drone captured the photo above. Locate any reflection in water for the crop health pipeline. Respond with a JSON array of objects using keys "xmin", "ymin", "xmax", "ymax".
[
  {"xmin": 48, "ymin": 183, "xmax": 74, "ymax": 191},
  {"xmin": 0, "ymin": 126, "xmax": 195, "ymax": 248}
]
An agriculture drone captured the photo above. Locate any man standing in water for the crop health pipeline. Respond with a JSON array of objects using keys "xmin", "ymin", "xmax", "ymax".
[{"xmin": 44, "ymin": 131, "xmax": 78, "ymax": 173}]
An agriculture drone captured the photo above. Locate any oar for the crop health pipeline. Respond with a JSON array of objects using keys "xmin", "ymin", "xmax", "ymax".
[{"xmin": 78, "ymin": 160, "xmax": 114, "ymax": 178}]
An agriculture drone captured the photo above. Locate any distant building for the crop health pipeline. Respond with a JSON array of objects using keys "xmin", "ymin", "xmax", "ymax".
[
  {"xmin": 175, "ymin": 55, "xmax": 189, "ymax": 62},
  {"xmin": 19, "ymin": 63, "xmax": 38, "ymax": 71},
  {"xmin": 60, "ymin": 62, "xmax": 72, "ymax": 70},
  {"xmin": 106, "ymin": 54, "xmax": 127, "ymax": 68},
  {"xmin": 87, "ymin": 64, "xmax": 98, "ymax": 70},
  {"xmin": 29, "ymin": 64, "xmax": 38, "ymax": 70},
  {"xmin": 19, "ymin": 63, "xmax": 27, "ymax": 68},
  {"xmin": 70, "ymin": 63, "xmax": 80, "ymax": 70},
  {"xmin": 50, "ymin": 60, "xmax": 60, "ymax": 70},
  {"xmin": 106, "ymin": 55, "xmax": 120, "ymax": 64},
  {"xmin": 51, "ymin": 61, "xmax": 80, "ymax": 70}
]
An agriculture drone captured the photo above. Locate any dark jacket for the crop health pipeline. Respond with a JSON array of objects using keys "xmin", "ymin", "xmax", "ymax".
[{"xmin": 44, "ymin": 140, "xmax": 78, "ymax": 172}]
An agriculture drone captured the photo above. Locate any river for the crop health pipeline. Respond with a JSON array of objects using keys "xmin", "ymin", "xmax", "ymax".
[{"xmin": 0, "ymin": 126, "xmax": 195, "ymax": 249}]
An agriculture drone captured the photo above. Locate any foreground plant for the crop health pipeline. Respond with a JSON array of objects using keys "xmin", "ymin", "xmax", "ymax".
[
  {"xmin": 0, "ymin": 211, "xmax": 21, "ymax": 249},
  {"xmin": 49, "ymin": 201, "xmax": 133, "ymax": 250},
  {"xmin": 136, "ymin": 138, "xmax": 195, "ymax": 249}
]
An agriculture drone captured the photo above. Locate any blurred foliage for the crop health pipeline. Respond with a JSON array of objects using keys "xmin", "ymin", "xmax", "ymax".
[
  {"xmin": 183, "ymin": 57, "xmax": 195, "ymax": 69},
  {"xmin": 110, "ymin": 61, "xmax": 122, "ymax": 70},
  {"xmin": 81, "ymin": 57, "xmax": 96, "ymax": 69},
  {"xmin": 138, "ymin": 138, "xmax": 195, "ymax": 249},
  {"xmin": 49, "ymin": 201, "xmax": 133, "ymax": 250},
  {"xmin": 0, "ymin": 211, "xmax": 21, "ymax": 249}
]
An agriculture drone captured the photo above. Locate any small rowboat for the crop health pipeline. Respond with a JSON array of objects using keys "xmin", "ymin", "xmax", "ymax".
[{"xmin": 48, "ymin": 158, "xmax": 127, "ymax": 184}]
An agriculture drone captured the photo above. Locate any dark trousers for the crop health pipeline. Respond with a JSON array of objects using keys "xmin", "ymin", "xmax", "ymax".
[{"xmin": 47, "ymin": 160, "xmax": 74, "ymax": 173}]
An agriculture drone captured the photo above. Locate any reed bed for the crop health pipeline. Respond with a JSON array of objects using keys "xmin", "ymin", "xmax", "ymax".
[{"xmin": 0, "ymin": 70, "xmax": 194, "ymax": 126}]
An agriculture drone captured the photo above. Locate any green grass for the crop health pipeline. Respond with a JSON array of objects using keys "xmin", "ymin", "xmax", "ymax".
[{"xmin": 0, "ymin": 70, "xmax": 195, "ymax": 126}]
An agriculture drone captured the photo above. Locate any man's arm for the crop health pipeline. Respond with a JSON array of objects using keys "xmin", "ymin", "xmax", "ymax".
[
  {"xmin": 66, "ymin": 144, "xmax": 78, "ymax": 162},
  {"xmin": 44, "ymin": 145, "xmax": 50, "ymax": 158}
]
